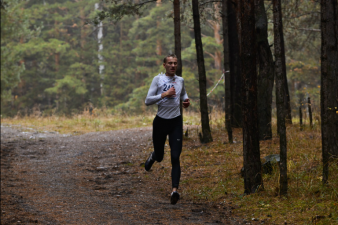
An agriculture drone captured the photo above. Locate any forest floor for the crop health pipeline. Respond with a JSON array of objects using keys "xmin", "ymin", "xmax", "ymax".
[
  {"xmin": 1, "ymin": 124, "xmax": 249, "ymax": 225},
  {"xmin": 1, "ymin": 113, "xmax": 337, "ymax": 225}
]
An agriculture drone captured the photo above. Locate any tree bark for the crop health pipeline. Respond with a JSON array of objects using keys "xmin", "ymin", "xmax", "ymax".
[
  {"xmin": 273, "ymin": 0, "xmax": 288, "ymax": 196},
  {"xmin": 192, "ymin": 0, "xmax": 213, "ymax": 143},
  {"xmin": 173, "ymin": 0, "xmax": 182, "ymax": 77},
  {"xmin": 228, "ymin": 0, "xmax": 242, "ymax": 128},
  {"xmin": 275, "ymin": 1, "xmax": 292, "ymax": 125},
  {"xmin": 320, "ymin": 0, "xmax": 338, "ymax": 184},
  {"xmin": 256, "ymin": 0, "xmax": 274, "ymax": 140},
  {"xmin": 156, "ymin": 0, "xmax": 162, "ymax": 59},
  {"xmin": 119, "ymin": 21, "xmax": 123, "ymax": 72},
  {"xmin": 55, "ymin": 53, "xmax": 59, "ymax": 72},
  {"xmin": 284, "ymin": 77, "xmax": 292, "ymax": 124},
  {"xmin": 173, "ymin": 0, "xmax": 183, "ymax": 117},
  {"xmin": 80, "ymin": 6, "xmax": 86, "ymax": 50},
  {"xmin": 308, "ymin": 97, "xmax": 313, "ymax": 129},
  {"xmin": 222, "ymin": 0, "xmax": 233, "ymax": 144},
  {"xmin": 299, "ymin": 98, "xmax": 303, "ymax": 131},
  {"xmin": 95, "ymin": 3, "xmax": 105, "ymax": 97},
  {"xmin": 205, "ymin": 3, "xmax": 222, "ymax": 70},
  {"xmin": 213, "ymin": 3, "xmax": 222, "ymax": 70},
  {"xmin": 240, "ymin": 0, "xmax": 262, "ymax": 194}
]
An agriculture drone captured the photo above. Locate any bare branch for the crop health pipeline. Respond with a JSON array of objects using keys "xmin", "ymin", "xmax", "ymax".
[
  {"xmin": 290, "ymin": 27, "xmax": 320, "ymax": 32},
  {"xmin": 204, "ymin": 51, "xmax": 215, "ymax": 59},
  {"xmin": 200, "ymin": 0, "xmax": 222, "ymax": 6},
  {"xmin": 134, "ymin": 0, "xmax": 157, "ymax": 9},
  {"xmin": 285, "ymin": 12, "xmax": 320, "ymax": 19},
  {"xmin": 92, "ymin": 0, "xmax": 157, "ymax": 24},
  {"xmin": 206, "ymin": 19, "xmax": 216, "ymax": 28}
]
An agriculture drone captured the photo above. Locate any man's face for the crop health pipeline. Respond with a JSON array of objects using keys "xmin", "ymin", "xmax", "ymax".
[{"xmin": 163, "ymin": 57, "xmax": 178, "ymax": 76}]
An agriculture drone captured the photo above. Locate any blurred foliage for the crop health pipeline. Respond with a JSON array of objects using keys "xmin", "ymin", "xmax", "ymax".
[
  {"xmin": 1, "ymin": 0, "xmax": 40, "ymax": 106},
  {"xmin": 0, "ymin": 0, "xmax": 321, "ymax": 117},
  {"xmin": 266, "ymin": 0, "xmax": 321, "ymax": 114}
]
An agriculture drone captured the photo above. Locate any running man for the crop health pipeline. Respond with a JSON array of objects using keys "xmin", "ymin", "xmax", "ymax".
[{"xmin": 144, "ymin": 54, "xmax": 190, "ymax": 205}]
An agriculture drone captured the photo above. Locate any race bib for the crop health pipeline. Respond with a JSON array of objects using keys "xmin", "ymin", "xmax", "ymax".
[{"xmin": 157, "ymin": 75, "xmax": 181, "ymax": 106}]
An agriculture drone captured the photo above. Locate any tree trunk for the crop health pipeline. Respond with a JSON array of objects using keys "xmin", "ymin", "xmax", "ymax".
[
  {"xmin": 299, "ymin": 98, "xmax": 303, "ymax": 131},
  {"xmin": 256, "ymin": 0, "xmax": 274, "ymax": 140},
  {"xmin": 173, "ymin": 0, "xmax": 183, "ymax": 117},
  {"xmin": 228, "ymin": 0, "xmax": 242, "ymax": 128},
  {"xmin": 173, "ymin": 0, "xmax": 182, "ymax": 77},
  {"xmin": 156, "ymin": 0, "xmax": 162, "ymax": 63},
  {"xmin": 80, "ymin": 6, "xmax": 86, "ymax": 50},
  {"xmin": 283, "ymin": 76, "xmax": 292, "ymax": 124},
  {"xmin": 213, "ymin": 3, "xmax": 222, "ymax": 70},
  {"xmin": 95, "ymin": 3, "xmax": 105, "ymax": 97},
  {"xmin": 273, "ymin": 0, "xmax": 288, "ymax": 196},
  {"xmin": 222, "ymin": 0, "xmax": 233, "ymax": 144},
  {"xmin": 321, "ymin": 0, "xmax": 338, "ymax": 184},
  {"xmin": 119, "ymin": 21, "xmax": 123, "ymax": 73},
  {"xmin": 192, "ymin": 0, "xmax": 213, "ymax": 143},
  {"xmin": 240, "ymin": 0, "xmax": 262, "ymax": 194},
  {"xmin": 308, "ymin": 97, "xmax": 313, "ymax": 128},
  {"xmin": 55, "ymin": 53, "xmax": 59, "ymax": 72},
  {"xmin": 284, "ymin": 76, "xmax": 292, "ymax": 124},
  {"xmin": 156, "ymin": 33, "xmax": 162, "ymax": 56},
  {"xmin": 214, "ymin": 51, "xmax": 222, "ymax": 70},
  {"xmin": 276, "ymin": 1, "xmax": 292, "ymax": 125}
]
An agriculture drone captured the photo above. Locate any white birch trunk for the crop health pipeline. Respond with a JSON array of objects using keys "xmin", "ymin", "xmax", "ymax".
[{"xmin": 95, "ymin": 3, "xmax": 104, "ymax": 96}]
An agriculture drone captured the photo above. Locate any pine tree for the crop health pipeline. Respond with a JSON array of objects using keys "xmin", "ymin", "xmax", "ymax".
[
  {"xmin": 192, "ymin": 0, "xmax": 213, "ymax": 143},
  {"xmin": 240, "ymin": 0, "xmax": 263, "ymax": 194},
  {"xmin": 320, "ymin": 0, "xmax": 338, "ymax": 184},
  {"xmin": 256, "ymin": 0, "xmax": 274, "ymax": 140},
  {"xmin": 273, "ymin": 0, "xmax": 288, "ymax": 196}
]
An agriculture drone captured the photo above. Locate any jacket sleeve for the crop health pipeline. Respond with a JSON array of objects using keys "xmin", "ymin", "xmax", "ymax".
[
  {"xmin": 180, "ymin": 79, "xmax": 189, "ymax": 101},
  {"xmin": 145, "ymin": 76, "xmax": 162, "ymax": 106}
]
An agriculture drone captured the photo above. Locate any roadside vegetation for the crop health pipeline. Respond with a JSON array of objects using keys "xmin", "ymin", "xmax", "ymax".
[
  {"xmin": 2, "ymin": 109, "xmax": 337, "ymax": 224},
  {"xmin": 178, "ymin": 124, "xmax": 338, "ymax": 224}
]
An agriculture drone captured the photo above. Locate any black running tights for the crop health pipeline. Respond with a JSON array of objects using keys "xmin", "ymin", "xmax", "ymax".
[{"xmin": 152, "ymin": 115, "xmax": 182, "ymax": 189}]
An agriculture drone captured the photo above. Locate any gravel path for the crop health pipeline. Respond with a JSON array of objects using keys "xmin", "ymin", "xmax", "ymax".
[{"xmin": 1, "ymin": 124, "xmax": 246, "ymax": 225}]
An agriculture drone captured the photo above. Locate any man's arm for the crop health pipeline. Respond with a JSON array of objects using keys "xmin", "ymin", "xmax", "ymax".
[
  {"xmin": 145, "ymin": 77, "xmax": 162, "ymax": 106},
  {"xmin": 180, "ymin": 79, "xmax": 188, "ymax": 101},
  {"xmin": 145, "ymin": 77, "xmax": 176, "ymax": 105},
  {"xmin": 180, "ymin": 79, "xmax": 190, "ymax": 108},
  {"xmin": 162, "ymin": 86, "xmax": 176, "ymax": 98},
  {"xmin": 183, "ymin": 98, "xmax": 190, "ymax": 108}
]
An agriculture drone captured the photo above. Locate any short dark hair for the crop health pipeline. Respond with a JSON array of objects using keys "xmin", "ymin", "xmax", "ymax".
[{"xmin": 163, "ymin": 53, "xmax": 177, "ymax": 63}]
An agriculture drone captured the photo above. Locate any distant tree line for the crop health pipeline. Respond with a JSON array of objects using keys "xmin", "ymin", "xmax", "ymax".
[{"xmin": 1, "ymin": 0, "xmax": 321, "ymax": 118}]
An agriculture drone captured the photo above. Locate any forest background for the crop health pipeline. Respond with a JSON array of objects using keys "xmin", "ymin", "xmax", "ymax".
[
  {"xmin": 2, "ymin": 1, "xmax": 338, "ymax": 224},
  {"xmin": 1, "ymin": 0, "xmax": 320, "ymax": 118}
]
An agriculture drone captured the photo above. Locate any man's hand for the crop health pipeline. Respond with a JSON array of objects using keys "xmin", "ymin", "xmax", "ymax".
[
  {"xmin": 162, "ymin": 86, "xmax": 176, "ymax": 98},
  {"xmin": 183, "ymin": 98, "xmax": 190, "ymax": 108}
]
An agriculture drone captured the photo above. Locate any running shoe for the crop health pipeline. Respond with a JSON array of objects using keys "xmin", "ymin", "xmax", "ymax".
[
  {"xmin": 144, "ymin": 152, "xmax": 155, "ymax": 171},
  {"xmin": 170, "ymin": 191, "xmax": 180, "ymax": 205}
]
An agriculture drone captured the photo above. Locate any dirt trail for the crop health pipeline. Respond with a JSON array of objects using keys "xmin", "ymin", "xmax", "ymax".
[{"xmin": 1, "ymin": 125, "xmax": 246, "ymax": 225}]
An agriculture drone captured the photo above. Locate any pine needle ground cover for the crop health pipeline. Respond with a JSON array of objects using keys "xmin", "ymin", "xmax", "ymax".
[
  {"xmin": 2, "ymin": 111, "xmax": 337, "ymax": 224},
  {"xmin": 176, "ymin": 125, "xmax": 337, "ymax": 225}
]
